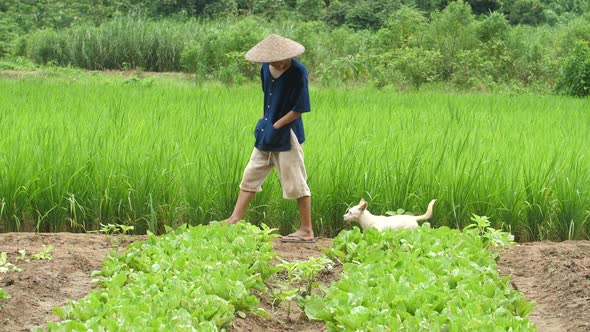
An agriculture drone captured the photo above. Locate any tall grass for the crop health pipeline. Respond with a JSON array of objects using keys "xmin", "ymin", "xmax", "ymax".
[
  {"xmin": 29, "ymin": 16, "xmax": 199, "ymax": 71},
  {"xmin": 0, "ymin": 74, "xmax": 589, "ymax": 240},
  {"xmin": 22, "ymin": 14, "xmax": 590, "ymax": 91}
]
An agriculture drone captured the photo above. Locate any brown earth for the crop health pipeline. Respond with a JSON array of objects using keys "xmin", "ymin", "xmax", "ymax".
[
  {"xmin": 0, "ymin": 233, "xmax": 588, "ymax": 332},
  {"xmin": 497, "ymin": 241, "xmax": 590, "ymax": 332}
]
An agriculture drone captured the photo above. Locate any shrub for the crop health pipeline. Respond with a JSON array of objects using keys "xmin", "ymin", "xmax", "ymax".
[
  {"xmin": 477, "ymin": 12, "xmax": 510, "ymax": 43},
  {"xmin": 28, "ymin": 16, "xmax": 189, "ymax": 71},
  {"xmin": 451, "ymin": 48, "xmax": 496, "ymax": 87},
  {"xmin": 181, "ymin": 17, "xmax": 264, "ymax": 81},
  {"xmin": 375, "ymin": 6, "xmax": 428, "ymax": 49},
  {"xmin": 556, "ymin": 40, "xmax": 590, "ymax": 97},
  {"xmin": 295, "ymin": 0, "xmax": 326, "ymax": 21},
  {"xmin": 426, "ymin": 0, "xmax": 479, "ymax": 80},
  {"xmin": 28, "ymin": 29, "xmax": 67, "ymax": 65},
  {"xmin": 508, "ymin": 0, "xmax": 545, "ymax": 25},
  {"xmin": 370, "ymin": 47, "xmax": 442, "ymax": 89},
  {"xmin": 0, "ymin": 14, "xmax": 19, "ymax": 57}
]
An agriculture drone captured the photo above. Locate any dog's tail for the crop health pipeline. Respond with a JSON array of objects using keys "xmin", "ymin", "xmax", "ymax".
[{"xmin": 416, "ymin": 199, "xmax": 437, "ymax": 221}]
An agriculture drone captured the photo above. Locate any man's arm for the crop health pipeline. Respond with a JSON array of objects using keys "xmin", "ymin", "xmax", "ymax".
[{"xmin": 273, "ymin": 111, "xmax": 301, "ymax": 129}]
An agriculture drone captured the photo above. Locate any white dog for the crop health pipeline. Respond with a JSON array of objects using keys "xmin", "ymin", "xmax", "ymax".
[{"xmin": 343, "ymin": 199, "xmax": 437, "ymax": 231}]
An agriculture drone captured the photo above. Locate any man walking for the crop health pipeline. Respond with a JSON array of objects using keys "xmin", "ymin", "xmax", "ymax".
[{"xmin": 224, "ymin": 34, "xmax": 314, "ymax": 243}]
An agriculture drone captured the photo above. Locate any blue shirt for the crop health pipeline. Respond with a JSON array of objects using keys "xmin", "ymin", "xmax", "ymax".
[{"xmin": 254, "ymin": 59, "xmax": 311, "ymax": 152}]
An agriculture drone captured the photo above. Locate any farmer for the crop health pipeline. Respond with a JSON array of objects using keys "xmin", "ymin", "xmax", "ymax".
[{"xmin": 224, "ymin": 34, "xmax": 314, "ymax": 243}]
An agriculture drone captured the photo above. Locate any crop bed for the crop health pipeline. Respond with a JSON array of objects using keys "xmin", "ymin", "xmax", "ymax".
[{"xmin": 0, "ymin": 226, "xmax": 589, "ymax": 331}]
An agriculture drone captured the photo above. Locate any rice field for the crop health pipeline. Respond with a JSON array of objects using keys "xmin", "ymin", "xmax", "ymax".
[{"xmin": 0, "ymin": 72, "xmax": 589, "ymax": 240}]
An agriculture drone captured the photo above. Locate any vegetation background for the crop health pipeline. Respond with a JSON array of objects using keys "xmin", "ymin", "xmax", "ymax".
[
  {"xmin": 1, "ymin": 0, "xmax": 589, "ymax": 95},
  {"xmin": 1, "ymin": 0, "xmax": 589, "ymax": 240}
]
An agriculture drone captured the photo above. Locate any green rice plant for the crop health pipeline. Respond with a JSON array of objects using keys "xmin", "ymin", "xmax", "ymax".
[
  {"xmin": 551, "ymin": 155, "xmax": 590, "ymax": 240},
  {"xmin": 1, "ymin": 74, "xmax": 589, "ymax": 240}
]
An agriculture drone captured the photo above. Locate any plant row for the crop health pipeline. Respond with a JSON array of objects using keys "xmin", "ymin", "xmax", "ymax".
[
  {"xmin": 41, "ymin": 223, "xmax": 278, "ymax": 331},
  {"xmin": 305, "ymin": 220, "xmax": 536, "ymax": 331},
  {"xmin": 1, "ymin": 78, "xmax": 589, "ymax": 240},
  {"xmin": 39, "ymin": 217, "xmax": 536, "ymax": 331}
]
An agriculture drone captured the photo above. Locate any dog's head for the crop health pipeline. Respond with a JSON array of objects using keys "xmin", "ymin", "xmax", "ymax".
[{"xmin": 343, "ymin": 198, "xmax": 368, "ymax": 222}]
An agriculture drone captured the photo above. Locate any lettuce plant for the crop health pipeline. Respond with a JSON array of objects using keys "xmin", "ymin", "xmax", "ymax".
[
  {"xmin": 307, "ymin": 224, "xmax": 535, "ymax": 331},
  {"xmin": 45, "ymin": 222, "xmax": 279, "ymax": 331}
]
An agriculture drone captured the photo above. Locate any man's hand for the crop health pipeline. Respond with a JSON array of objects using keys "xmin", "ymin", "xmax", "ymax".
[{"xmin": 274, "ymin": 111, "xmax": 301, "ymax": 129}]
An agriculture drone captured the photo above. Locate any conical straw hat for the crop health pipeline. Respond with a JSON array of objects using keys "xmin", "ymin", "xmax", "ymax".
[{"xmin": 245, "ymin": 34, "xmax": 305, "ymax": 63}]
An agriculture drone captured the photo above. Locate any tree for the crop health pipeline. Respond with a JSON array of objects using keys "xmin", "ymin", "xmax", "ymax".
[
  {"xmin": 0, "ymin": 13, "xmax": 20, "ymax": 57},
  {"xmin": 426, "ymin": 0, "xmax": 479, "ymax": 79},
  {"xmin": 376, "ymin": 6, "xmax": 427, "ymax": 48},
  {"xmin": 466, "ymin": 0, "xmax": 501, "ymax": 15},
  {"xmin": 203, "ymin": 0, "xmax": 238, "ymax": 17},
  {"xmin": 296, "ymin": 0, "xmax": 326, "ymax": 21},
  {"xmin": 556, "ymin": 40, "xmax": 590, "ymax": 96},
  {"xmin": 415, "ymin": 0, "xmax": 448, "ymax": 13},
  {"xmin": 323, "ymin": 0, "xmax": 347, "ymax": 26},
  {"xmin": 253, "ymin": 0, "xmax": 288, "ymax": 18},
  {"xmin": 509, "ymin": 0, "xmax": 545, "ymax": 25},
  {"xmin": 347, "ymin": 0, "xmax": 401, "ymax": 30},
  {"xmin": 477, "ymin": 11, "xmax": 509, "ymax": 42}
]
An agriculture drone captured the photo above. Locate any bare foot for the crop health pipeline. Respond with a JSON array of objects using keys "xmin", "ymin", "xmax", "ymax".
[
  {"xmin": 209, "ymin": 218, "xmax": 239, "ymax": 225},
  {"xmin": 224, "ymin": 217, "xmax": 240, "ymax": 224},
  {"xmin": 280, "ymin": 230, "xmax": 315, "ymax": 243}
]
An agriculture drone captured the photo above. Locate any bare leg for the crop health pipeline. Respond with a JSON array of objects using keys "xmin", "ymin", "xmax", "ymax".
[
  {"xmin": 283, "ymin": 195, "xmax": 314, "ymax": 240},
  {"xmin": 226, "ymin": 190, "xmax": 256, "ymax": 224}
]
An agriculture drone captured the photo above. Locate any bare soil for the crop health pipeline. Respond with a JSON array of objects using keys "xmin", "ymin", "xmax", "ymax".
[
  {"xmin": 497, "ymin": 241, "xmax": 590, "ymax": 332},
  {"xmin": 0, "ymin": 233, "xmax": 588, "ymax": 332}
]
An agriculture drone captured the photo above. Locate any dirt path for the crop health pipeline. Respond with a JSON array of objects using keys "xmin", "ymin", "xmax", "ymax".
[
  {"xmin": 497, "ymin": 241, "xmax": 590, "ymax": 332},
  {"xmin": 0, "ymin": 233, "xmax": 588, "ymax": 332}
]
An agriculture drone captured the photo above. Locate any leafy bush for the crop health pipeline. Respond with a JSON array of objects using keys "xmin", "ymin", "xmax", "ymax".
[
  {"xmin": 0, "ymin": 14, "xmax": 20, "ymax": 57},
  {"xmin": 556, "ymin": 40, "xmax": 590, "ymax": 96},
  {"xmin": 370, "ymin": 47, "xmax": 442, "ymax": 89},
  {"xmin": 558, "ymin": 16, "xmax": 590, "ymax": 52},
  {"xmin": 426, "ymin": 0, "xmax": 479, "ymax": 80},
  {"xmin": 295, "ymin": 0, "xmax": 326, "ymax": 21},
  {"xmin": 180, "ymin": 17, "xmax": 264, "ymax": 81},
  {"xmin": 0, "ymin": 56, "xmax": 38, "ymax": 70},
  {"xmin": 505, "ymin": 25, "xmax": 560, "ymax": 85},
  {"xmin": 451, "ymin": 48, "xmax": 496, "ymax": 87},
  {"xmin": 477, "ymin": 12, "xmax": 510, "ymax": 43},
  {"xmin": 375, "ymin": 6, "xmax": 428, "ymax": 49},
  {"xmin": 508, "ymin": 0, "xmax": 546, "ymax": 25},
  {"xmin": 28, "ymin": 29, "xmax": 66, "ymax": 66}
]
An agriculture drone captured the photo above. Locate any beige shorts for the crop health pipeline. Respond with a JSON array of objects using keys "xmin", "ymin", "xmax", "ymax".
[{"xmin": 240, "ymin": 129, "xmax": 311, "ymax": 199}]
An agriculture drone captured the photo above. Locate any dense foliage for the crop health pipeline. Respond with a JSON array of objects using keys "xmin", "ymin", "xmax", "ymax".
[
  {"xmin": 35, "ymin": 216, "xmax": 535, "ymax": 331},
  {"xmin": 1, "ymin": 0, "xmax": 588, "ymax": 31},
  {"xmin": 306, "ymin": 224, "xmax": 535, "ymax": 330},
  {"xmin": 556, "ymin": 40, "xmax": 590, "ymax": 96},
  {"xmin": 1, "ymin": 0, "xmax": 590, "ymax": 93},
  {"xmin": 1, "ymin": 76, "xmax": 588, "ymax": 240},
  {"xmin": 42, "ymin": 222, "xmax": 278, "ymax": 331}
]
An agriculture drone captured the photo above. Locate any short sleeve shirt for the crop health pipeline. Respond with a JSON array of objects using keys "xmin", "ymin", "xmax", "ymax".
[{"xmin": 254, "ymin": 59, "xmax": 311, "ymax": 152}]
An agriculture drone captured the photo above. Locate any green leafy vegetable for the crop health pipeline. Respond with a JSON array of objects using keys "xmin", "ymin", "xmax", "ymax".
[
  {"xmin": 46, "ymin": 222, "xmax": 279, "ymax": 331},
  {"xmin": 307, "ymin": 222, "xmax": 536, "ymax": 331}
]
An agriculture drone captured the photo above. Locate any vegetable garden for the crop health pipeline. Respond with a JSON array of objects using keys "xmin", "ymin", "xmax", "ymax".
[{"xmin": 0, "ymin": 71, "xmax": 589, "ymax": 331}]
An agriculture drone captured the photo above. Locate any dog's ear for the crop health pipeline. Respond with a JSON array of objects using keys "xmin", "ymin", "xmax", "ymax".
[
  {"xmin": 359, "ymin": 201, "xmax": 367, "ymax": 211},
  {"xmin": 359, "ymin": 198, "xmax": 366, "ymax": 204}
]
